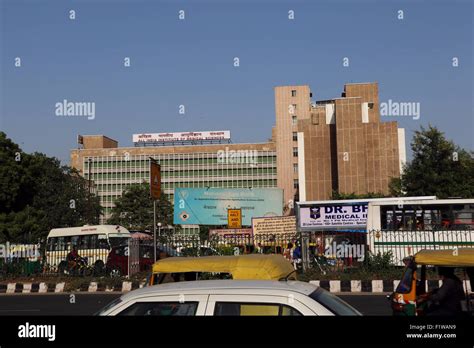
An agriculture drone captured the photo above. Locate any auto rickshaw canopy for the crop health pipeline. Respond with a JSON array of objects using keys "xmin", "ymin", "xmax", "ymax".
[
  {"xmin": 414, "ymin": 248, "xmax": 474, "ymax": 267},
  {"xmin": 151, "ymin": 254, "xmax": 297, "ymax": 280}
]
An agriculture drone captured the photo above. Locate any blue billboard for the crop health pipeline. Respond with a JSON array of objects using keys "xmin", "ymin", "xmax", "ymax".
[{"xmin": 173, "ymin": 188, "xmax": 283, "ymax": 225}]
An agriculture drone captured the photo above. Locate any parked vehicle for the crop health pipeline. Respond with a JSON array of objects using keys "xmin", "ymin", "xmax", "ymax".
[
  {"xmin": 147, "ymin": 254, "xmax": 297, "ymax": 285},
  {"xmin": 106, "ymin": 244, "xmax": 154, "ymax": 277},
  {"xmin": 389, "ymin": 248, "xmax": 474, "ymax": 316},
  {"xmin": 96, "ymin": 280, "xmax": 362, "ymax": 316}
]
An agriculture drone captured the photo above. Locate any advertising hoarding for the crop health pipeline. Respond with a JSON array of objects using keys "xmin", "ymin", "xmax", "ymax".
[
  {"xmin": 208, "ymin": 228, "xmax": 253, "ymax": 239},
  {"xmin": 133, "ymin": 131, "xmax": 230, "ymax": 144},
  {"xmin": 298, "ymin": 203, "xmax": 368, "ymax": 231},
  {"xmin": 174, "ymin": 188, "xmax": 283, "ymax": 225},
  {"xmin": 252, "ymin": 216, "xmax": 296, "ymax": 236}
]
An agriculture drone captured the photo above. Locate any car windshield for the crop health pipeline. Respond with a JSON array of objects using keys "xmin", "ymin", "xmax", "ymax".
[
  {"xmin": 109, "ymin": 236, "xmax": 130, "ymax": 248},
  {"xmin": 310, "ymin": 288, "xmax": 362, "ymax": 316},
  {"xmin": 94, "ymin": 297, "xmax": 123, "ymax": 315}
]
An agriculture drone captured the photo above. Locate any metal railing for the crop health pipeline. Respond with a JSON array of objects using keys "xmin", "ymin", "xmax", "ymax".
[{"xmin": 1, "ymin": 228, "xmax": 472, "ymax": 277}]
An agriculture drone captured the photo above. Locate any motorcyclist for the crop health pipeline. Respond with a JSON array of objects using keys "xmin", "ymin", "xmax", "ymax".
[{"xmin": 67, "ymin": 246, "xmax": 80, "ymax": 272}]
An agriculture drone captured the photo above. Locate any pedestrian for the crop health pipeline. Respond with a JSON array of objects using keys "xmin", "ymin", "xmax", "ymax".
[{"xmin": 283, "ymin": 242, "xmax": 293, "ymax": 261}]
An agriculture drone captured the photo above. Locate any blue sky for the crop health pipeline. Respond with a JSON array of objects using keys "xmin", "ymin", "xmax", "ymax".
[{"xmin": 1, "ymin": 0, "xmax": 472, "ymax": 164}]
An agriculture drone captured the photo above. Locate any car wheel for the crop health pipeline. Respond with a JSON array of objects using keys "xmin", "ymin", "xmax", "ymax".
[
  {"xmin": 109, "ymin": 267, "xmax": 121, "ymax": 278},
  {"xmin": 82, "ymin": 267, "xmax": 93, "ymax": 277}
]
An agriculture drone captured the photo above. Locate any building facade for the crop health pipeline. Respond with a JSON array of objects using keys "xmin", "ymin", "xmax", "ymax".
[
  {"xmin": 274, "ymin": 82, "xmax": 406, "ymax": 203},
  {"xmin": 70, "ymin": 81, "xmax": 406, "ymax": 230},
  {"xmin": 70, "ymin": 137, "xmax": 277, "ymax": 227}
]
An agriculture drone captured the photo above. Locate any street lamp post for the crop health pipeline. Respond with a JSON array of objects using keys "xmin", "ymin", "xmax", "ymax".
[
  {"xmin": 153, "ymin": 203, "xmax": 156, "ymax": 262},
  {"xmin": 154, "ymin": 222, "xmax": 162, "ymax": 263}
]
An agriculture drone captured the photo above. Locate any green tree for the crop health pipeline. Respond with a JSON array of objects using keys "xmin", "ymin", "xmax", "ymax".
[
  {"xmin": 0, "ymin": 132, "xmax": 26, "ymax": 212},
  {"xmin": 107, "ymin": 182, "xmax": 175, "ymax": 232},
  {"xmin": 388, "ymin": 177, "xmax": 403, "ymax": 197},
  {"xmin": 0, "ymin": 132, "xmax": 102, "ymax": 243},
  {"xmin": 399, "ymin": 125, "xmax": 474, "ymax": 198}
]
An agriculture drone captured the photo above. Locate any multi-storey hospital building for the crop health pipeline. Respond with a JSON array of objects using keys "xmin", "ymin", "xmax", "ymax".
[{"xmin": 70, "ymin": 82, "xmax": 406, "ymax": 231}]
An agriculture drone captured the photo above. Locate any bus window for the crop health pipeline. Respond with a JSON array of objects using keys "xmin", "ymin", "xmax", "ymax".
[
  {"xmin": 56, "ymin": 237, "xmax": 69, "ymax": 251},
  {"xmin": 79, "ymin": 235, "xmax": 91, "ymax": 250},
  {"xmin": 47, "ymin": 237, "xmax": 56, "ymax": 251},
  {"xmin": 90, "ymin": 234, "xmax": 98, "ymax": 249},
  {"xmin": 98, "ymin": 234, "xmax": 110, "ymax": 249},
  {"xmin": 71, "ymin": 236, "xmax": 80, "ymax": 247}
]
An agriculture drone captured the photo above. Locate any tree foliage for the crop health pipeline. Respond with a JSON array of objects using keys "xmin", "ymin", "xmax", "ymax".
[
  {"xmin": 0, "ymin": 132, "xmax": 102, "ymax": 243},
  {"xmin": 399, "ymin": 125, "xmax": 474, "ymax": 198},
  {"xmin": 107, "ymin": 183, "xmax": 175, "ymax": 232}
]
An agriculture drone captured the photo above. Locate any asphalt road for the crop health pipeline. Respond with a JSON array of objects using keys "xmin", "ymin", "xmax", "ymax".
[{"xmin": 0, "ymin": 293, "xmax": 391, "ymax": 316}]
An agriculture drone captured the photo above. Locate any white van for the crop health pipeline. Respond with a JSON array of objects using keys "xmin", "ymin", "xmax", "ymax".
[{"xmin": 46, "ymin": 225, "xmax": 131, "ymax": 274}]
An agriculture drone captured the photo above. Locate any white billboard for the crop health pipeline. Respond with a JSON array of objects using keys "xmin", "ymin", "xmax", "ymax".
[
  {"xmin": 299, "ymin": 204, "xmax": 368, "ymax": 230},
  {"xmin": 252, "ymin": 216, "xmax": 296, "ymax": 236},
  {"xmin": 133, "ymin": 131, "xmax": 231, "ymax": 144}
]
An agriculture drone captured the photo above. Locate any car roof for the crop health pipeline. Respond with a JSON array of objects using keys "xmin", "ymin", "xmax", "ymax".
[
  {"xmin": 151, "ymin": 254, "xmax": 297, "ymax": 280},
  {"xmin": 120, "ymin": 280, "xmax": 318, "ymax": 301}
]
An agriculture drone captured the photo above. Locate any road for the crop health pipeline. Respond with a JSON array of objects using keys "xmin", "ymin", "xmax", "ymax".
[{"xmin": 0, "ymin": 293, "xmax": 391, "ymax": 316}]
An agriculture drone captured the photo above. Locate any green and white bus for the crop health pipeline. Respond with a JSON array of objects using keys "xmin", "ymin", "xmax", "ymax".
[{"xmin": 367, "ymin": 199, "xmax": 474, "ymax": 265}]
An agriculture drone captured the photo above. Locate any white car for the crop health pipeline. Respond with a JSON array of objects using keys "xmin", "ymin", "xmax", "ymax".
[{"xmin": 97, "ymin": 280, "xmax": 362, "ymax": 316}]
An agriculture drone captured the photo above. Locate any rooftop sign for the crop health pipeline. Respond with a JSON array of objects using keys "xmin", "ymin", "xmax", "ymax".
[{"xmin": 133, "ymin": 131, "xmax": 231, "ymax": 144}]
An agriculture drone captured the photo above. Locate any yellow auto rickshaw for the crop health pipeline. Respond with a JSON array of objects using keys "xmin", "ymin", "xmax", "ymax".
[
  {"xmin": 389, "ymin": 248, "xmax": 474, "ymax": 316},
  {"xmin": 148, "ymin": 254, "xmax": 297, "ymax": 285}
]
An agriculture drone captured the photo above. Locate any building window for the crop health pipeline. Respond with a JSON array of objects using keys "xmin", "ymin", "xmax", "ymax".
[
  {"xmin": 368, "ymin": 102, "xmax": 374, "ymax": 109},
  {"xmin": 293, "ymin": 147, "xmax": 298, "ymax": 157},
  {"xmin": 293, "ymin": 163, "xmax": 298, "ymax": 173},
  {"xmin": 292, "ymin": 116, "xmax": 297, "ymax": 126},
  {"xmin": 294, "ymin": 179, "xmax": 299, "ymax": 189},
  {"xmin": 292, "ymin": 132, "xmax": 298, "ymax": 141},
  {"xmin": 291, "ymin": 90, "xmax": 297, "ymax": 97}
]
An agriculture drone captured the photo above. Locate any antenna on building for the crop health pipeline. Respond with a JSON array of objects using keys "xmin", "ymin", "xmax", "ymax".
[{"xmin": 77, "ymin": 135, "xmax": 84, "ymax": 149}]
